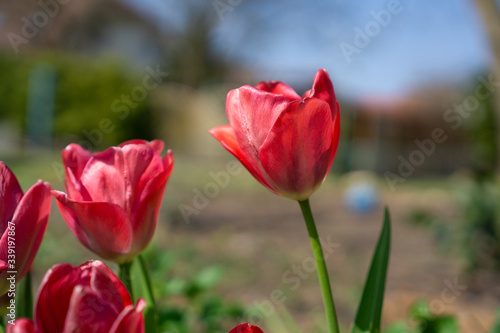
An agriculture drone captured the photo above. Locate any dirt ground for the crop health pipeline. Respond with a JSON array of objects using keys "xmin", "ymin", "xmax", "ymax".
[{"xmin": 161, "ymin": 177, "xmax": 500, "ymax": 333}]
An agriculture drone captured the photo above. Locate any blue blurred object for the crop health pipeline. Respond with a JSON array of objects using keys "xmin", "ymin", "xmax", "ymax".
[{"xmin": 344, "ymin": 181, "xmax": 379, "ymax": 214}]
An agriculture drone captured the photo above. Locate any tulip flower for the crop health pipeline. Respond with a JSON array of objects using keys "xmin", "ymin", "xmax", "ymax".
[
  {"xmin": 9, "ymin": 260, "xmax": 145, "ymax": 333},
  {"xmin": 211, "ymin": 70, "xmax": 342, "ymax": 333},
  {"xmin": 52, "ymin": 140, "xmax": 174, "ymax": 264},
  {"xmin": 209, "ymin": 69, "xmax": 340, "ymax": 201},
  {"xmin": 0, "ymin": 162, "xmax": 51, "ymax": 296},
  {"xmin": 229, "ymin": 323, "xmax": 264, "ymax": 333}
]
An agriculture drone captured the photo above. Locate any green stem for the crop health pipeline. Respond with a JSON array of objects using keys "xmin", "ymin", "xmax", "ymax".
[
  {"xmin": 119, "ymin": 261, "xmax": 134, "ymax": 300},
  {"xmin": 298, "ymin": 199, "xmax": 340, "ymax": 333},
  {"xmin": 137, "ymin": 255, "xmax": 157, "ymax": 311},
  {"xmin": 136, "ymin": 255, "xmax": 158, "ymax": 333},
  {"xmin": 16, "ymin": 270, "xmax": 33, "ymax": 320},
  {"xmin": 0, "ymin": 315, "xmax": 4, "ymax": 333}
]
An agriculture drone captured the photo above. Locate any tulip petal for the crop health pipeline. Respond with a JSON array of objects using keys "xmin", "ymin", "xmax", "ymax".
[
  {"xmin": 120, "ymin": 143, "xmax": 165, "ymax": 212},
  {"xmin": 6, "ymin": 318, "xmax": 35, "ymax": 333},
  {"xmin": 0, "ymin": 260, "xmax": 8, "ymax": 272},
  {"xmin": 118, "ymin": 139, "xmax": 149, "ymax": 147},
  {"xmin": 304, "ymin": 69, "xmax": 339, "ymax": 118},
  {"xmin": 89, "ymin": 260, "xmax": 132, "ymax": 309},
  {"xmin": 79, "ymin": 148, "xmax": 126, "ymax": 207},
  {"xmin": 62, "ymin": 144, "xmax": 93, "ymax": 201},
  {"xmin": 148, "ymin": 140, "xmax": 165, "ymax": 154},
  {"xmin": 329, "ymin": 101, "xmax": 341, "ymax": 168},
  {"xmin": 109, "ymin": 299, "xmax": 146, "ymax": 333},
  {"xmin": 52, "ymin": 192, "xmax": 133, "ymax": 262},
  {"xmin": 259, "ymin": 98, "xmax": 334, "ymax": 200},
  {"xmin": 35, "ymin": 264, "xmax": 81, "ymax": 333},
  {"xmin": 118, "ymin": 139, "xmax": 164, "ymax": 155},
  {"xmin": 63, "ymin": 286, "xmax": 119, "ymax": 333},
  {"xmin": 0, "ymin": 162, "xmax": 23, "ymax": 232},
  {"xmin": 52, "ymin": 191, "xmax": 92, "ymax": 250},
  {"xmin": 0, "ymin": 181, "xmax": 51, "ymax": 294},
  {"xmin": 229, "ymin": 323, "xmax": 264, "ymax": 333},
  {"xmin": 129, "ymin": 151, "xmax": 174, "ymax": 257},
  {"xmin": 255, "ymin": 81, "xmax": 300, "ymax": 100},
  {"xmin": 209, "ymin": 125, "xmax": 277, "ymax": 194},
  {"xmin": 226, "ymin": 86, "xmax": 290, "ymax": 162}
]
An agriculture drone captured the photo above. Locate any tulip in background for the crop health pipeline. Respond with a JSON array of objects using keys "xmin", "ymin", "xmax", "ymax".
[
  {"xmin": 0, "ymin": 162, "xmax": 51, "ymax": 297},
  {"xmin": 8, "ymin": 260, "xmax": 145, "ymax": 333},
  {"xmin": 209, "ymin": 69, "xmax": 340, "ymax": 201},
  {"xmin": 52, "ymin": 139, "xmax": 174, "ymax": 264}
]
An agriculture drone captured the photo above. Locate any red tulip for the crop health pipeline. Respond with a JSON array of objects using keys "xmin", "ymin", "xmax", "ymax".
[
  {"xmin": 229, "ymin": 323, "xmax": 264, "ymax": 333},
  {"xmin": 7, "ymin": 318, "xmax": 34, "ymax": 333},
  {"xmin": 52, "ymin": 140, "xmax": 174, "ymax": 263},
  {"xmin": 0, "ymin": 162, "xmax": 51, "ymax": 296},
  {"xmin": 9, "ymin": 260, "xmax": 145, "ymax": 333},
  {"xmin": 209, "ymin": 69, "xmax": 340, "ymax": 201}
]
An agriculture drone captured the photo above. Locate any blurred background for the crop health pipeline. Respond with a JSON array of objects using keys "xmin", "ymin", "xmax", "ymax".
[{"xmin": 1, "ymin": 0, "xmax": 500, "ymax": 332}]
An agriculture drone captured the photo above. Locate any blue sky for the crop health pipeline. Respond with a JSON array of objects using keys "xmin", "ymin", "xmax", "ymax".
[{"xmin": 122, "ymin": 0, "xmax": 493, "ymax": 100}]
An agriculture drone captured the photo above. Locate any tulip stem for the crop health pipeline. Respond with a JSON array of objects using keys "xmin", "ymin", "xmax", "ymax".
[
  {"xmin": 16, "ymin": 270, "xmax": 33, "ymax": 320},
  {"xmin": 137, "ymin": 255, "xmax": 158, "ymax": 333},
  {"xmin": 298, "ymin": 199, "xmax": 340, "ymax": 333},
  {"xmin": 119, "ymin": 261, "xmax": 134, "ymax": 300},
  {"xmin": 137, "ymin": 255, "xmax": 156, "ymax": 309}
]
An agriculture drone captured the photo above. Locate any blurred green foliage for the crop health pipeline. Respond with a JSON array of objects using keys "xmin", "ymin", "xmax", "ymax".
[
  {"xmin": 384, "ymin": 300, "xmax": 500, "ymax": 333},
  {"xmin": 136, "ymin": 246, "xmax": 246, "ymax": 333},
  {"xmin": 466, "ymin": 84, "xmax": 498, "ymax": 182},
  {"xmin": 384, "ymin": 301, "xmax": 459, "ymax": 333},
  {"xmin": 408, "ymin": 180, "xmax": 500, "ymax": 271},
  {"xmin": 0, "ymin": 52, "xmax": 156, "ymax": 149},
  {"xmin": 457, "ymin": 180, "xmax": 500, "ymax": 271}
]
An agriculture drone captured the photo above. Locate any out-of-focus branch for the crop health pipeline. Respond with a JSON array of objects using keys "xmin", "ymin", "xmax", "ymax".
[{"xmin": 473, "ymin": 0, "xmax": 500, "ymax": 69}]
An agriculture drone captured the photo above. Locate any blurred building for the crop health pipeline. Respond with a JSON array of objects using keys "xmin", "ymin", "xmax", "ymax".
[{"xmin": 346, "ymin": 84, "xmax": 486, "ymax": 176}]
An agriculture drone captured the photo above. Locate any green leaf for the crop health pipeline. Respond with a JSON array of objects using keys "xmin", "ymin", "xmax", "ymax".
[{"xmin": 350, "ymin": 207, "xmax": 391, "ymax": 333}]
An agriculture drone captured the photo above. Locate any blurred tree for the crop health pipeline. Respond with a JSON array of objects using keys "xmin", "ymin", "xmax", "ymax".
[
  {"xmin": 473, "ymin": 0, "xmax": 500, "ymax": 171},
  {"xmin": 468, "ymin": 85, "xmax": 498, "ymax": 181},
  {"xmin": 165, "ymin": 1, "xmax": 230, "ymax": 87},
  {"xmin": 0, "ymin": 53, "xmax": 155, "ymax": 149}
]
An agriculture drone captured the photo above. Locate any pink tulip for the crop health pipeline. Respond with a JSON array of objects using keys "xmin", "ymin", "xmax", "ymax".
[
  {"xmin": 0, "ymin": 162, "xmax": 51, "ymax": 296},
  {"xmin": 52, "ymin": 140, "xmax": 174, "ymax": 263},
  {"xmin": 210, "ymin": 69, "xmax": 340, "ymax": 201},
  {"xmin": 229, "ymin": 323, "xmax": 264, "ymax": 333},
  {"xmin": 9, "ymin": 260, "xmax": 145, "ymax": 333}
]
